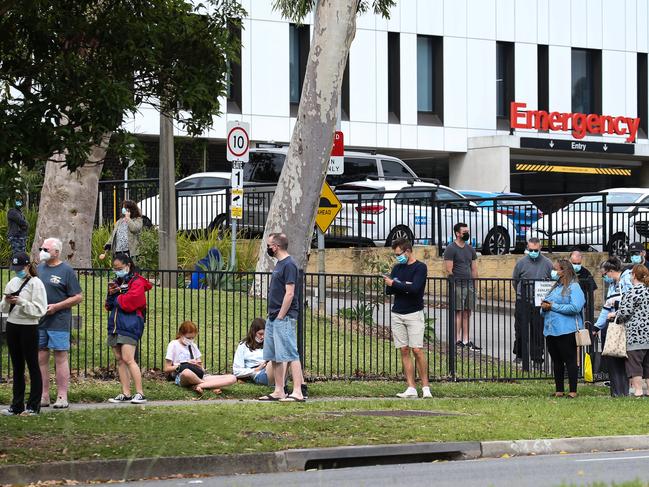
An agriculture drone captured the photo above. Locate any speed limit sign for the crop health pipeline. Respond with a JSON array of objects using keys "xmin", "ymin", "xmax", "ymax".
[{"xmin": 227, "ymin": 121, "xmax": 250, "ymax": 162}]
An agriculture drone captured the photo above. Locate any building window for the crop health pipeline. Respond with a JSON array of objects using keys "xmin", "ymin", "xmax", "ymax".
[
  {"xmin": 537, "ymin": 45, "xmax": 549, "ymax": 113},
  {"xmin": 496, "ymin": 41, "xmax": 515, "ymax": 128},
  {"xmin": 226, "ymin": 24, "xmax": 242, "ymax": 114},
  {"xmin": 387, "ymin": 32, "xmax": 400, "ymax": 123},
  {"xmin": 416, "ymin": 35, "xmax": 443, "ymax": 125},
  {"xmin": 571, "ymin": 48, "xmax": 601, "ymax": 115},
  {"xmin": 289, "ymin": 23, "xmax": 310, "ymax": 116},
  {"xmin": 638, "ymin": 53, "xmax": 648, "ymax": 139},
  {"xmin": 341, "ymin": 58, "xmax": 350, "ymax": 121}
]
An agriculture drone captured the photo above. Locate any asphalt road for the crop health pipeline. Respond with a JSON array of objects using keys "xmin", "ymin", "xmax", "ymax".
[{"xmin": 118, "ymin": 450, "xmax": 649, "ymax": 487}]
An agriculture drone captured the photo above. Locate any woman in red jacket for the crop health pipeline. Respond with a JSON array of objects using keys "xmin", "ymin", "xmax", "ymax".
[{"xmin": 105, "ymin": 253, "xmax": 152, "ymax": 404}]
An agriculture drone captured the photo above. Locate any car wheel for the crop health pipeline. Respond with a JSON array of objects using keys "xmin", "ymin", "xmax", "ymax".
[
  {"xmin": 208, "ymin": 214, "xmax": 229, "ymax": 237},
  {"xmin": 482, "ymin": 228, "xmax": 510, "ymax": 255},
  {"xmin": 608, "ymin": 233, "xmax": 628, "ymax": 259},
  {"xmin": 386, "ymin": 225, "xmax": 414, "ymax": 247}
]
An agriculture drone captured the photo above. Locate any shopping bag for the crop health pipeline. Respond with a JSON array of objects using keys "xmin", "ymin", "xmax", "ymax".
[{"xmin": 584, "ymin": 353, "xmax": 593, "ymax": 383}]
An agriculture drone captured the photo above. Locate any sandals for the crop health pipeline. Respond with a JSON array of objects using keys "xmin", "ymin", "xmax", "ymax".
[
  {"xmin": 258, "ymin": 395, "xmax": 281, "ymax": 402},
  {"xmin": 279, "ymin": 395, "xmax": 305, "ymax": 403}
]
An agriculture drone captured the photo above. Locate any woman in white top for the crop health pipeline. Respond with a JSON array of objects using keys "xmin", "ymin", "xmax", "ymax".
[
  {"xmin": 164, "ymin": 321, "xmax": 236, "ymax": 394},
  {"xmin": 233, "ymin": 318, "xmax": 274, "ymax": 386},
  {"xmin": 0, "ymin": 252, "xmax": 48, "ymax": 416}
]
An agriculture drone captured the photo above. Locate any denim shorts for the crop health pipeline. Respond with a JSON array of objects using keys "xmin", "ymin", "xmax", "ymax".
[
  {"xmin": 38, "ymin": 329, "xmax": 70, "ymax": 351},
  {"xmin": 263, "ymin": 317, "xmax": 299, "ymax": 363},
  {"xmin": 253, "ymin": 368, "xmax": 269, "ymax": 385}
]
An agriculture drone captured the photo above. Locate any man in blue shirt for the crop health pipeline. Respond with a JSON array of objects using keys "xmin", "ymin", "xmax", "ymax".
[
  {"xmin": 258, "ymin": 233, "xmax": 305, "ymax": 402},
  {"xmin": 384, "ymin": 238, "xmax": 430, "ymax": 399}
]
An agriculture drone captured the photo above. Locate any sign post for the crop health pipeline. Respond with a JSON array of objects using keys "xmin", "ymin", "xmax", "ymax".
[{"xmin": 226, "ymin": 121, "xmax": 250, "ymax": 271}]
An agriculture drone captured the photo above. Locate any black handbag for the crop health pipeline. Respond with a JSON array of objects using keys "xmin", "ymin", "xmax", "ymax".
[{"xmin": 176, "ymin": 362, "xmax": 204, "ymax": 379}]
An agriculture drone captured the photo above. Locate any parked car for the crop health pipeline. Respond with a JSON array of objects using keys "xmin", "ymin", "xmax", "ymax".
[
  {"xmin": 138, "ymin": 172, "xmax": 231, "ymax": 231},
  {"xmin": 240, "ymin": 146, "xmax": 419, "ymax": 235},
  {"xmin": 333, "ymin": 180, "xmax": 517, "ymax": 254},
  {"xmin": 458, "ymin": 190, "xmax": 543, "ymax": 242},
  {"xmin": 527, "ymin": 188, "xmax": 649, "ymax": 255}
]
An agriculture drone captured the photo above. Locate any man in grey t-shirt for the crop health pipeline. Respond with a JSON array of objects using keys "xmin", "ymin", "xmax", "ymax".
[
  {"xmin": 443, "ymin": 222, "xmax": 480, "ymax": 351},
  {"xmin": 37, "ymin": 238, "xmax": 83, "ymax": 409}
]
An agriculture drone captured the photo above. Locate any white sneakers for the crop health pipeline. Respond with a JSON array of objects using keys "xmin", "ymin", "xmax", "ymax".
[{"xmin": 396, "ymin": 387, "xmax": 432, "ymax": 398}]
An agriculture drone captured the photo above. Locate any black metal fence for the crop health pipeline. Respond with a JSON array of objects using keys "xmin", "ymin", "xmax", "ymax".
[
  {"xmin": 92, "ymin": 179, "xmax": 649, "ymax": 259},
  {"xmin": 0, "ymin": 268, "xmax": 600, "ymax": 382}
]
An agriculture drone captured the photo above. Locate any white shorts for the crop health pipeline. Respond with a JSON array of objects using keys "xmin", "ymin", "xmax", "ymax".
[{"xmin": 391, "ymin": 311, "xmax": 425, "ymax": 349}]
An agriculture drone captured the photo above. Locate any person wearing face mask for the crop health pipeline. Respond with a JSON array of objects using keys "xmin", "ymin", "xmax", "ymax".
[
  {"xmin": 569, "ymin": 250, "xmax": 598, "ymax": 301},
  {"xmin": 540, "ymin": 259, "xmax": 586, "ymax": 398},
  {"xmin": 594, "ymin": 257, "xmax": 633, "ymax": 397},
  {"xmin": 232, "ymin": 318, "xmax": 275, "ymax": 386},
  {"xmin": 511, "ymin": 238, "xmax": 553, "ymax": 365},
  {"xmin": 105, "ymin": 253, "xmax": 152, "ymax": 404},
  {"xmin": 100, "ymin": 200, "xmax": 143, "ymax": 265},
  {"xmin": 0, "ymin": 253, "xmax": 47, "ymax": 416},
  {"xmin": 384, "ymin": 238, "xmax": 430, "ymax": 399},
  {"xmin": 6, "ymin": 195, "xmax": 29, "ymax": 254},
  {"xmin": 628, "ymin": 242, "xmax": 648, "ymax": 271},
  {"xmin": 443, "ymin": 222, "xmax": 481, "ymax": 351},
  {"xmin": 37, "ymin": 238, "xmax": 83, "ymax": 409},
  {"xmin": 165, "ymin": 321, "xmax": 236, "ymax": 393}
]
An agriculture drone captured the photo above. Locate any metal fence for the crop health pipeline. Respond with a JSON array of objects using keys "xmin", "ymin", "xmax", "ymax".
[
  {"xmin": 0, "ymin": 268, "xmax": 599, "ymax": 382},
  {"xmin": 93, "ymin": 179, "xmax": 649, "ymax": 258}
]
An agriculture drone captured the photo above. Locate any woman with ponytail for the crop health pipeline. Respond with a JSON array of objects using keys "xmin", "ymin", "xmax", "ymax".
[{"xmin": 615, "ymin": 265, "xmax": 649, "ymax": 397}]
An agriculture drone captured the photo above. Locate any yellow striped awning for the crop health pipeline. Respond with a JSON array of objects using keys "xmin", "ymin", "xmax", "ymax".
[{"xmin": 514, "ymin": 164, "xmax": 631, "ymax": 176}]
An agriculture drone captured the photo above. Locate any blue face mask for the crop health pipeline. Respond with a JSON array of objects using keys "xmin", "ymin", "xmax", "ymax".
[
  {"xmin": 550, "ymin": 270, "xmax": 560, "ymax": 281},
  {"xmin": 572, "ymin": 264, "xmax": 582, "ymax": 273},
  {"xmin": 631, "ymin": 255, "xmax": 643, "ymax": 265},
  {"xmin": 603, "ymin": 275, "xmax": 614, "ymax": 285},
  {"xmin": 15, "ymin": 201, "xmax": 22, "ymax": 208},
  {"xmin": 114, "ymin": 269, "xmax": 129, "ymax": 279},
  {"xmin": 396, "ymin": 254, "xmax": 408, "ymax": 265},
  {"xmin": 122, "ymin": 208, "xmax": 127, "ymax": 216},
  {"xmin": 528, "ymin": 250, "xmax": 540, "ymax": 260},
  {"xmin": 15, "ymin": 270, "xmax": 27, "ymax": 279}
]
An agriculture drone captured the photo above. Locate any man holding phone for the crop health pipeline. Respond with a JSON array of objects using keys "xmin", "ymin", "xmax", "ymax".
[{"xmin": 384, "ymin": 238, "xmax": 430, "ymax": 399}]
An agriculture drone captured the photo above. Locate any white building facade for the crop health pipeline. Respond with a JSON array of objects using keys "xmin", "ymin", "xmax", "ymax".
[{"xmin": 123, "ymin": 0, "xmax": 649, "ymax": 194}]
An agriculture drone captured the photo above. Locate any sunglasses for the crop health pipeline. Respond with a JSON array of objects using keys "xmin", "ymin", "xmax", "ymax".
[{"xmin": 38, "ymin": 247, "xmax": 51, "ymax": 252}]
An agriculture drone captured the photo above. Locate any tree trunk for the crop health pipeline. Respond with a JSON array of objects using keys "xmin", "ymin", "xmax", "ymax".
[
  {"xmin": 31, "ymin": 134, "xmax": 111, "ymax": 268},
  {"xmin": 158, "ymin": 110, "xmax": 177, "ymax": 284},
  {"xmin": 255, "ymin": 0, "xmax": 358, "ymax": 274}
]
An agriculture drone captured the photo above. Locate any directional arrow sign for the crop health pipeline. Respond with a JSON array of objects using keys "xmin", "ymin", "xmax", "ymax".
[
  {"xmin": 315, "ymin": 182, "xmax": 342, "ymax": 233},
  {"xmin": 549, "ymin": 140, "xmax": 554, "ymax": 148}
]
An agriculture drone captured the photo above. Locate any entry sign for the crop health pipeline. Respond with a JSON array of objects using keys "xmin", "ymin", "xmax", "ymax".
[
  {"xmin": 327, "ymin": 131, "xmax": 344, "ymax": 175},
  {"xmin": 315, "ymin": 182, "xmax": 342, "ymax": 233},
  {"xmin": 227, "ymin": 121, "xmax": 250, "ymax": 162},
  {"xmin": 534, "ymin": 281, "xmax": 555, "ymax": 307}
]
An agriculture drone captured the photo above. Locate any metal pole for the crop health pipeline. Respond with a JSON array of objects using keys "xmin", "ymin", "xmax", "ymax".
[
  {"xmin": 159, "ymin": 110, "xmax": 178, "ymax": 284},
  {"xmin": 317, "ymin": 229, "xmax": 325, "ymax": 309},
  {"xmin": 229, "ymin": 219, "xmax": 237, "ymax": 271}
]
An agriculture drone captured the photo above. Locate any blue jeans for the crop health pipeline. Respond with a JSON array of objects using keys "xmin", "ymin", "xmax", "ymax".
[{"xmin": 262, "ymin": 317, "xmax": 299, "ymax": 363}]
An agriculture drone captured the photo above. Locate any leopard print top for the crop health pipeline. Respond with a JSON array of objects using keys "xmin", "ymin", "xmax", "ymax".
[{"xmin": 617, "ymin": 284, "xmax": 649, "ymax": 351}]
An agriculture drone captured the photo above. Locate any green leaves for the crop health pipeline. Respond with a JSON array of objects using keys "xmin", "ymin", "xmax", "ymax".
[
  {"xmin": 272, "ymin": 0, "xmax": 396, "ymax": 22},
  {"xmin": 0, "ymin": 0, "xmax": 246, "ymax": 179}
]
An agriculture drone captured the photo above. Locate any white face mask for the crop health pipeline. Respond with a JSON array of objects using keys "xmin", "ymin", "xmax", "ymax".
[
  {"xmin": 254, "ymin": 336, "xmax": 264, "ymax": 344},
  {"xmin": 183, "ymin": 337, "xmax": 195, "ymax": 346},
  {"xmin": 39, "ymin": 250, "xmax": 52, "ymax": 262}
]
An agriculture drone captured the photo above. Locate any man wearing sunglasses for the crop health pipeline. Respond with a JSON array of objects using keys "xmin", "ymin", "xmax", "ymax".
[{"xmin": 37, "ymin": 238, "xmax": 83, "ymax": 409}]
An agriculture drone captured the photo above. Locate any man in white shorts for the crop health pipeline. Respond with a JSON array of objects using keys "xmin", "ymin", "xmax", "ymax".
[{"xmin": 384, "ymin": 238, "xmax": 431, "ymax": 399}]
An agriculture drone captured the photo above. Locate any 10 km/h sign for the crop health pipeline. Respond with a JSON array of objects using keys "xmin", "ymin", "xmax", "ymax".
[{"xmin": 227, "ymin": 121, "xmax": 250, "ymax": 162}]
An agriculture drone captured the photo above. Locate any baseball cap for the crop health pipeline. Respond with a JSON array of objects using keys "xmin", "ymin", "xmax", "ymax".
[
  {"xmin": 629, "ymin": 242, "xmax": 645, "ymax": 253},
  {"xmin": 10, "ymin": 252, "xmax": 30, "ymax": 271}
]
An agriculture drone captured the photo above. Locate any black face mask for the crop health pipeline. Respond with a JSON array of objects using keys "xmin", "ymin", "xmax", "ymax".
[
  {"xmin": 461, "ymin": 233, "xmax": 470, "ymax": 242},
  {"xmin": 266, "ymin": 246, "xmax": 275, "ymax": 257}
]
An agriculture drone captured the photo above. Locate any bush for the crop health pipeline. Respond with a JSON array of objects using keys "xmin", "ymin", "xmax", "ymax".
[{"xmin": 91, "ymin": 226, "xmax": 112, "ymax": 269}]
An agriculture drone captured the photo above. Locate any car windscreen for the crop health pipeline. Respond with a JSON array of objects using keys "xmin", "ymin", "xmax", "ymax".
[
  {"xmin": 244, "ymin": 152, "xmax": 286, "ymax": 183},
  {"xmin": 566, "ymin": 193, "xmax": 642, "ymax": 213},
  {"xmin": 336, "ymin": 186, "xmax": 385, "ymax": 202},
  {"xmin": 394, "ymin": 189, "xmax": 435, "ymax": 205}
]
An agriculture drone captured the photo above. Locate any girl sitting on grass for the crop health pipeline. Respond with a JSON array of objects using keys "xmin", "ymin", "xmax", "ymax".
[
  {"xmin": 233, "ymin": 318, "xmax": 275, "ymax": 386},
  {"xmin": 164, "ymin": 321, "xmax": 236, "ymax": 394}
]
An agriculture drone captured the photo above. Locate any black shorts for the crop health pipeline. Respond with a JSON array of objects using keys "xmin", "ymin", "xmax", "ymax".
[{"xmin": 625, "ymin": 349, "xmax": 649, "ymax": 378}]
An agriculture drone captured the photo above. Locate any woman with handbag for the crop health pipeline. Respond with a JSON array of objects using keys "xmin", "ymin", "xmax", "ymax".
[
  {"xmin": 164, "ymin": 321, "xmax": 236, "ymax": 394},
  {"xmin": 594, "ymin": 257, "xmax": 633, "ymax": 397},
  {"xmin": 540, "ymin": 259, "xmax": 586, "ymax": 398},
  {"xmin": 614, "ymin": 265, "xmax": 649, "ymax": 397}
]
